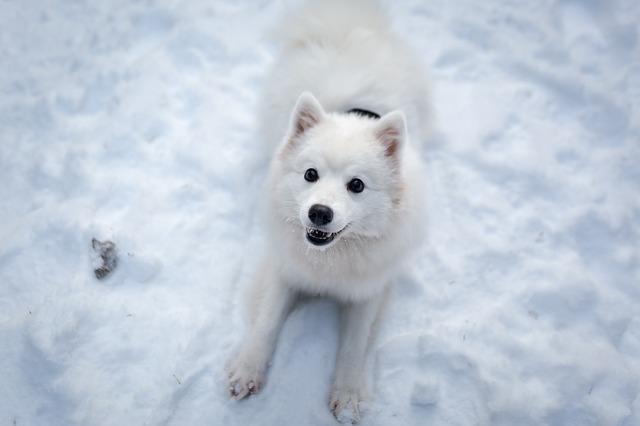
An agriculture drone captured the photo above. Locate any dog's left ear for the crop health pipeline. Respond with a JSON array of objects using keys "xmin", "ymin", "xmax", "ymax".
[
  {"xmin": 288, "ymin": 92, "xmax": 325, "ymax": 140},
  {"xmin": 375, "ymin": 111, "xmax": 406, "ymax": 159}
]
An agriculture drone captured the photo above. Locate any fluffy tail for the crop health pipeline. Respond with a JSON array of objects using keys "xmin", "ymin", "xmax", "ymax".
[{"xmin": 270, "ymin": 0, "xmax": 391, "ymax": 48}]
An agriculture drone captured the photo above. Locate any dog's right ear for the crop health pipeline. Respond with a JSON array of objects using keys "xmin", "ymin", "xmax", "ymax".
[
  {"xmin": 287, "ymin": 92, "xmax": 325, "ymax": 141},
  {"xmin": 375, "ymin": 111, "xmax": 406, "ymax": 160}
]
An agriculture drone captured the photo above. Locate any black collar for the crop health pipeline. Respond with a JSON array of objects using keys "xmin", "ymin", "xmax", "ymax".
[{"xmin": 346, "ymin": 108, "xmax": 381, "ymax": 120}]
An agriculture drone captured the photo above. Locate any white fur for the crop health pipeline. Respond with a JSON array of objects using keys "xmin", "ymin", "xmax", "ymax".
[{"xmin": 227, "ymin": 1, "xmax": 429, "ymax": 423}]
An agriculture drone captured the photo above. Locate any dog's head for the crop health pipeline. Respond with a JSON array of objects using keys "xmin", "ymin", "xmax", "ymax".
[{"xmin": 271, "ymin": 92, "xmax": 407, "ymax": 250}]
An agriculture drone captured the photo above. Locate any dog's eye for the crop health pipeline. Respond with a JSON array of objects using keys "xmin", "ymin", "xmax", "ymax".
[
  {"xmin": 304, "ymin": 168, "xmax": 319, "ymax": 182},
  {"xmin": 347, "ymin": 178, "xmax": 365, "ymax": 193}
]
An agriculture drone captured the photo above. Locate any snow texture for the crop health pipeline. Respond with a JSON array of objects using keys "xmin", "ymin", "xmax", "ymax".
[{"xmin": 1, "ymin": 0, "xmax": 639, "ymax": 425}]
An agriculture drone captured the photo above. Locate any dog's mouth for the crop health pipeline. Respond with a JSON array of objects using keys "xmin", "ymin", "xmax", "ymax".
[{"xmin": 305, "ymin": 226, "xmax": 347, "ymax": 246}]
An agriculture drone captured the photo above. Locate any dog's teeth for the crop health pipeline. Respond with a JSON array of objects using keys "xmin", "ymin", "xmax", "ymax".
[{"xmin": 307, "ymin": 227, "xmax": 337, "ymax": 241}]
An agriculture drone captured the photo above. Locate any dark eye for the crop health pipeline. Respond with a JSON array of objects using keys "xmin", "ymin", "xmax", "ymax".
[
  {"xmin": 304, "ymin": 168, "xmax": 319, "ymax": 182},
  {"xmin": 347, "ymin": 178, "xmax": 365, "ymax": 193}
]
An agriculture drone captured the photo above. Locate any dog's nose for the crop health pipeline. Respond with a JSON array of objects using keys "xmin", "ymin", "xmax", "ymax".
[{"xmin": 308, "ymin": 204, "xmax": 333, "ymax": 226}]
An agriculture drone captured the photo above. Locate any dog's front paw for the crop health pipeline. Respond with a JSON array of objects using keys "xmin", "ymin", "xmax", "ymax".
[
  {"xmin": 329, "ymin": 387, "xmax": 362, "ymax": 424},
  {"xmin": 226, "ymin": 354, "xmax": 266, "ymax": 400}
]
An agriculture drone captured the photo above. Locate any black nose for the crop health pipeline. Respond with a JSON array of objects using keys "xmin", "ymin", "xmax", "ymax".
[{"xmin": 308, "ymin": 204, "xmax": 333, "ymax": 226}]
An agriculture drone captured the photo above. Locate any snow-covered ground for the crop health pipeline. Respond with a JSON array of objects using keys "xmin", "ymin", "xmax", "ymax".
[{"xmin": 1, "ymin": 0, "xmax": 639, "ymax": 424}]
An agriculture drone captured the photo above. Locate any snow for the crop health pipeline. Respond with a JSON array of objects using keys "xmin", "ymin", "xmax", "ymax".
[{"xmin": 1, "ymin": 0, "xmax": 638, "ymax": 425}]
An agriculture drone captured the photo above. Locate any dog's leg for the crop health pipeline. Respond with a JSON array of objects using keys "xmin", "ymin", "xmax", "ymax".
[
  {"xmin": 330, "ymin": 291, "xmax": 385, "ymax": 424},
  {"xmin": 227, "ymin": 266, "xmax": 294, "ymax": 400}
]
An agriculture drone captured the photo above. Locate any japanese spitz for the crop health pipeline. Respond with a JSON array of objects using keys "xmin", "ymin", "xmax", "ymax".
[{"xmin": 227, "ymin": 0, "xmax": 430, "ymax": 423}]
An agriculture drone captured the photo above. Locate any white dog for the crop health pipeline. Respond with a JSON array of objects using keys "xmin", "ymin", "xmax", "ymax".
[{"xmin": 227, "ymin": 0, "xmax": 430, "ymax": 423}]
